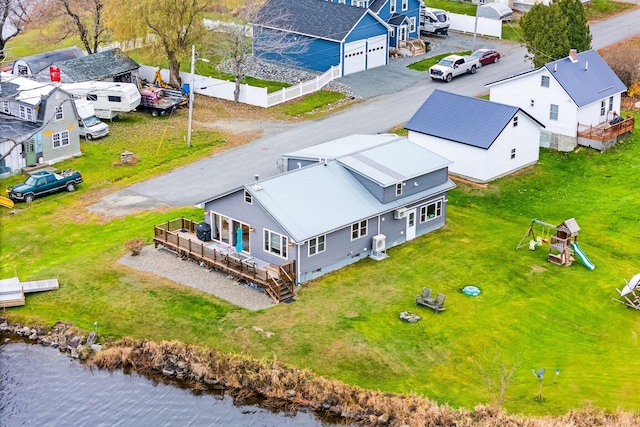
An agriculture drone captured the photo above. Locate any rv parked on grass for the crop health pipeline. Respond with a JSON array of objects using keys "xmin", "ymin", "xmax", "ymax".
[
  {"xmin": 74, "ymin": 100, "xmax": 109, "ymax": 140},
  {"xmin": 60, "ymin": 82, "xmax": 141, "ymax": 120}
]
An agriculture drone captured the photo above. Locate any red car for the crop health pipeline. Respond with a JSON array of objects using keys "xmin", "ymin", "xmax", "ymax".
[{"xmin": 471, "ymin": 49, "xmax": 501, "ymax": 66}]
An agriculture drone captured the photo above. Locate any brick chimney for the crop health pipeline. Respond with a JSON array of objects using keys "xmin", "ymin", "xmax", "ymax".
[{"xmin": 569, "ymin": 49, "xmax": 578, "ymax": 63}]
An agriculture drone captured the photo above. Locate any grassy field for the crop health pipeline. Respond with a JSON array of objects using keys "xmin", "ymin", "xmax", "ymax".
[
  {"xmin": 408, "ymin": 51, "xmax": 472, "ymax": 71},
  {"xmin": 2, "ymin": 110, "xmax": 640, "ymax": 416}
]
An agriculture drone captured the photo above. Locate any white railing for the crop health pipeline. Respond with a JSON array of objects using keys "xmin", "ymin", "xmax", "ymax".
[
  {"xmin": 138, "ymin": 64, "xmax": 341, "ymax": 108},
  {"xmin": 448, "ymin": 13, "xmax": 503, "ymax": 38}
]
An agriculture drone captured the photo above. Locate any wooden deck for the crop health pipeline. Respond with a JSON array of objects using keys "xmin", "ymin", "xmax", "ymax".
[
  {"xmin": 0, "ymin": 277, "xmax": 59, "ymax": 308},
  {"xmin": 153, "ymin": 218, "xmax": 296, "ymax": 303},
  {"xmin": 577, "ymin": 116, "xmax": 635, "ymax": 142}
]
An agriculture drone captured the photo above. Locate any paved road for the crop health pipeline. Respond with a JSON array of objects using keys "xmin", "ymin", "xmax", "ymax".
[{"xmin": 125, "ymin": 8, "xmax": 640, "ymax": 208}]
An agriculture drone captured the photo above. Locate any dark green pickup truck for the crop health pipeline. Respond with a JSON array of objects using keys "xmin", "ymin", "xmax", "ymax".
[{"xmin": 7, "ymin": 170, "xmax": 83, "ymax": 203}]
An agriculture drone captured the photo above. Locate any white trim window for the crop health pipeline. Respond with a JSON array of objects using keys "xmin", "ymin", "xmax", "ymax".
[
  {"xmin": 244, "ymin": 190, "xmax": 253, "ymax": 204},
  {"xmin": 609, "ymin": 96, "xmax": 613, "ymax": 112},
  {"xmin": 309, "ymin": 235, "xmax": 326, "ymax": 256},
  {"xmin": 420, "ymin": 199, "xmax": 442, "ymax": 222},
  {"xmin": 511, "ymin": 148, "xmax": 516, "ymax": 159},
  {"xmin": 600, "ymin": 100, "xmax": 606, "ymax": 117},
  {"xmin": 26, "ymin": 108, "xmax": 33, "ymax": 121},
  {"xmin": 19, "ymin": 105, "xmax": 26, "ymax": 119},
  {"xmin": 513, "ymin": 116, "xmax": 518, "ymax": 127},
  {"xmin": 409, "ymin": 17, "xmax": 416, "ymax": 32},
  {"xmin": 401, "ymin": 0, "xmax": 408, "ymax": 11},
  {"xmin": 351, "ymin": 220, "xmax": 367, "ymax": 239},
  {"xmin": 396, "ymin": 182, "xmax": 403, "ymax": 196},
  {"xmin": 54, "ymin": 105, "xmax": 63, "ymax": 121},
  {"xmin": 264, "ymin": 229, "xmax": 288, "ymax": 258},
  {"xmin": 390, "ymin": 0, "xmax": 396, "ymax": 13},
  {"xmin": 353, "ymin": 0, "xmax": 366, "ymax": 6},
  {"xmin": 52, "ymin": 130, "xmax": 70, "ymax": 148},
  {"xmin": 549, "ymin": 104, "xmax": 559, "ymax": 121},
  {"xmin": 541, "ymin": 76, "xmax": 550, "ymax": 88},
  {"xmin": 390, "ymin": 28, "xmax": 395, "ymax": 37},
  {"xmin": 2, "ymin": 101, "xmax": 9, "ymax": 114}
]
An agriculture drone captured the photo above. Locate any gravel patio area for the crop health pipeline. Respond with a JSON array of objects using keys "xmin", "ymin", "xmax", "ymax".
[{"xmin": 118, "ymin": 245, "xmax": 277, "ymax": 311}]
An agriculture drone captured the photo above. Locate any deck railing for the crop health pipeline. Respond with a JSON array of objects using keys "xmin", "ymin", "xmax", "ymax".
[
  {"xmin": 153, "ymin": 218, "xmax": 295, "ymax": 302},
  {"xmin": 577, "ymin": 116, "xmax": 635, "ymax": 142}
]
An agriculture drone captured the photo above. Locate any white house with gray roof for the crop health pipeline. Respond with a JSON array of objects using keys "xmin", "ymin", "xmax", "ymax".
[
  {"xmin": 0, "ymin": 72, "xmax": 82, "ymax": 176},
  {"xmin": 486, "ymin": 49, "xmax": 627, "ymax": 152},
  {"xmin": 406, "ymin": 90, "xmax": 544, "ymax": 183},
  {"xmin": 197, "ymin": 136, "xmax": 455, "ymax": 284}
]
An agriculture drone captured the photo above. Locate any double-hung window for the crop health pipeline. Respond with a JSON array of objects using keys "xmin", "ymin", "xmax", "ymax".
[
  {"xmin": 351, "ymin": 220, "xmax": 367, "ymax": 239},
  {"xmin": 401, "ymin": 0, "xmax": 408, "ymax": 11},
  {"xmin": 541, "ymin": 76, "xmax": 550, "ymax": 87},
  {"xmin": 513, "ymin": 116, "xmax": 518, "ymax": 127},
  {"xmin": 309, "ymin": 235, "xmax": 326, "ymax": 256},
  {"xmin": 52, "ymin": 130, "xmax": 69, "ymax": 148},
  {"xmin": 396, "ymin": 183, "xmax": 403, "ymax": 196},
  {"xmin": 2, "ymin": 101, "xmax": 9, "ymax": 113},
  {"xmin": 55, "ymin": 106, "xmax": 63, "ymax": 121},
  {"xmin": 549, "ymin": 104, "xmax": 559, "ymax": 121},
  {"xmin": 409, "ymin": 17, "xmax": 416, "ymax": 33},
  {"xmin": 390, "ymin": 0, "xmax": 396, "ymax": 13},
  {"xmin": 600, "ymin": 100, "xmax": 606, "ymax": 117},
  {"xmin": 264, "ymin": 229, "xmax": 287, "ymax": 258},
  {"xmin": 244, "ymin": 190, "xmax": 253, "ymax": 204}
]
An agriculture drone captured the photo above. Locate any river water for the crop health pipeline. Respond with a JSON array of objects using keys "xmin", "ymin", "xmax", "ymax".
[{"xmin": 0, "ymin": 336, "xmax": 344, "ymax": 427}]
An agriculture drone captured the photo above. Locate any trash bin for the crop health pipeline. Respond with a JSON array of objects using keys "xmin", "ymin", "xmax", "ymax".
[{"xmin": 196, "ymin": 222, "xmax": 211, "ymax": 241}]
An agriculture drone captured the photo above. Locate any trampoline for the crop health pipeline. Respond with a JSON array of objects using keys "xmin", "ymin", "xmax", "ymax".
[{"xmin": 463, "ymin": 285, "xmax": 481, "ymax": 296}]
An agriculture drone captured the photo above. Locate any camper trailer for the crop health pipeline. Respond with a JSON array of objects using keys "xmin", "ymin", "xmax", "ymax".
[
  {"xmin": 60, "ymin": 82, "xmax": 141, "ymax": 120},
  {"xmin": 74, "ymin": 100, "xmax": 109, "ymax": 140},
  {"xmin": 420, "ymin": 7, "xmax": 450, "ymax": 36}
]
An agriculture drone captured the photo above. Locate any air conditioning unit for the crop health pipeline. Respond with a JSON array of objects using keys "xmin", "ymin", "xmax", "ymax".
[
  {"xmin": 394, "ymin": 208, "xmax": 408, "ymax": 219},
  {"xmin": 372, "ymin": 234, "xmax": 386, "ymax": 251}
]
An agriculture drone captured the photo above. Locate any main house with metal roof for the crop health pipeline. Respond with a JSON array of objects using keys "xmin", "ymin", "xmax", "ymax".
[
  {"xmin": 486, "ymin": 49, "xmax": 627, "ymax": 152},
  {"xmin": 252, "ymin": 0, "xmax": 390, "ymax": 75},
  {"xmin": 405, "ymin": 89, "xmax": 544, "ymax": 183},
  {"xmin": 0, "ymin": 72, "xmax": 82, "ymax": 176},
  {"xmin": 33, "ymin": 49, "xmax": 140, "ymax": 84},
  {"xmin": 197, "ymin": 135, "xmax": 455, "ymax": 284}
]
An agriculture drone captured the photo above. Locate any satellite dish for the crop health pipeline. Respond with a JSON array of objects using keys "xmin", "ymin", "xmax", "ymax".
[{"xmin": 537, "ymin": 368, "xmax": 545, "ymax": 379}]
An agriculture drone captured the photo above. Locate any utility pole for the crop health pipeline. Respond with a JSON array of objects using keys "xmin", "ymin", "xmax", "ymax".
[
  {"xmin": 187, "ymin": 45, "xmax": 195, "ymax": 148},
  {"xmin": 471, "ymin": 1, "xmax": 479, "ymax": 51}
]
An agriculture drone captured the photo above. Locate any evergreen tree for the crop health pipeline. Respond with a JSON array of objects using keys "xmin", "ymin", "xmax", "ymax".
[{"xmin": 520, "ymin": 0, "xmax": 591, "ymax": 67}]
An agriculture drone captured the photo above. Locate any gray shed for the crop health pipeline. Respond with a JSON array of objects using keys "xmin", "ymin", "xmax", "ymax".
[
  {"xmin": 477, "ymin": 3, "xmax": 513, "ymax": 21},
  {"xmin": 11, "ymin": 47, "xmax": 84, "ymax": 77}
]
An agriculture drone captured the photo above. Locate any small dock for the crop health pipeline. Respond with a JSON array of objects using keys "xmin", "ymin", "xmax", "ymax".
[{"xmin": 0, "ymin": 277, "xmax": 59, "ymax": 308}]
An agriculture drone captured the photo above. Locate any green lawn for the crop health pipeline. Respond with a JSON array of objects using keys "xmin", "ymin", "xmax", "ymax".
[
  {"xmin": 408, "ymin": 51, "xmax": 472, "ymax": 71},
  {"xmin": 2, "ymin": 113, "xmax": 640, "ymax": 416},
  {"xmin": 274, "ymin": 91, "xmax": 346, "ymax": 116}
]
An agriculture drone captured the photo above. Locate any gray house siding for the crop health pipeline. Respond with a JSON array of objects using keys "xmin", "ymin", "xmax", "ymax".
[
  {"xmin": 298, "ymin": 217, "xmax": 377, "ymax": 283},
  {"xmin": 347, "ymin": 168, "xmax": 449, "ymax": 204},
  {"xmin": 40, "ymin": 91, "xmax": 81, "ymax": 165},
  {"xmin": 381, "ymin": 169, "xmax": 448, "ymax": 204},
  {"xmin": 285, "ymin": 158, "xmax": 317, "ymax": 171},
  {"xmin": 203, "ymin": 189, "xmax": 294, "ymax": 265},
  {"xmin": 349, "ymin": 171, "xmax": 384, "ymax": 202}
]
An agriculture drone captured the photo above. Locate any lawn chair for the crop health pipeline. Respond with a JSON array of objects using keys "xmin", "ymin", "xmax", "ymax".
[
  {"xmin": 418, "ymin": 292, "xmax": 446, "ymax": 314},
  {"xmin": 415, "ymin": 287, "xmax": 435, "ymax": 306}
]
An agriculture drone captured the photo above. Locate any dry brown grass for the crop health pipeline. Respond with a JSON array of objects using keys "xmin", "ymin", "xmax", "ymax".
[{"xmin": 89, "ymin": 338, "xmax": 640, "ymax": 427}]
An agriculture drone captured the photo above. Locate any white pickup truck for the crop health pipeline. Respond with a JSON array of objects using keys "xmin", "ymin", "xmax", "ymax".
[{"xmin": 429, "ymin": 55, "xmax": 481, "ymax": 82}]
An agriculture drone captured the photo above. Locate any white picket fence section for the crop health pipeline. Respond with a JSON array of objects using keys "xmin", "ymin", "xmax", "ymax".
[
  {"xmin": 138, "ymin": 64, "xmax": 341, "ymax": 108},
  {"xmin": 448, "ymin": 13, "xmax": 503, "ymax": 38}
]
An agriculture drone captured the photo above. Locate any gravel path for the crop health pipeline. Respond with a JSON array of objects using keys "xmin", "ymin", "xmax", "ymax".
[{"xmin": 118, "ymin": 245, "xmax": 276, "ymax": 311}]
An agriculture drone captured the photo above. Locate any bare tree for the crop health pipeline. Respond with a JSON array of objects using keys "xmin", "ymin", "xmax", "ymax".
[
  {"xmin": 0, "ymin": 0, "xmax": 29, "ymax": 62},
  {"xmin": 210, "ymin": 0, "xmax": 309, "ymax": 103},
  {"xmin": 473, "ymin": 347, "xmax": 520, "ymax": 408},
  {"xmin": 33, "ymin": 0, "xmax": 108, "ymax": 54},
  {"xmin": 600, "ymin": 45, "xmax": 640, "ymax": 90}
]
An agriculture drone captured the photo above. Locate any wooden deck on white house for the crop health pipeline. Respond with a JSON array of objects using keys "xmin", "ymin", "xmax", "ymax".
[{"xmin": 0, "ymin": 277, "xmax": 59, "ymax": 308}]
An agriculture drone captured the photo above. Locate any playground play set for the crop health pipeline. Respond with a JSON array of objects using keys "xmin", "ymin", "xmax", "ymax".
[{"xmin": 516, "ymin": 218, "xmax": 596, "ymax": 270}]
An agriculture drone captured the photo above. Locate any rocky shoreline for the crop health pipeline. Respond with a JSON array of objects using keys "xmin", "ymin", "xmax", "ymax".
[{"xmin": 2, "ymin": 317, "xmax": 639, "ymax": 427}]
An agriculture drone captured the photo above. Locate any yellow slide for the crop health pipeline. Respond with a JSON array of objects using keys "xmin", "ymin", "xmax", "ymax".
[{"xmin": 0, "ymin": 196, "xmax": 14, "ymax": 209}]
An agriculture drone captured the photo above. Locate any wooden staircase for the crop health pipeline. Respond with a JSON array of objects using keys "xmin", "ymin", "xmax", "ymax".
[
  {"xmin": 406, "ymin": 39, "xmax": 427, "ymax": 56},
  {"xmin": 265, "ymin": 266, "xmax": 295, "ymax": 303}
]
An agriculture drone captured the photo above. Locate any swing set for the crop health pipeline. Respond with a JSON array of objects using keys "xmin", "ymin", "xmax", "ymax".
[{"xmin": 516, "ymin": 219, "xmax": 557, "ymax": 250}]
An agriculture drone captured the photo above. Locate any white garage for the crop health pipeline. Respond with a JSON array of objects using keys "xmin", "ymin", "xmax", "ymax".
[
  {"xmin": 343, "ymin": 40, "xmax": 366, "ymax": 75},
  {"xmin": 366, "ymin": 35, "xmax": 387, "ymax": 69}
]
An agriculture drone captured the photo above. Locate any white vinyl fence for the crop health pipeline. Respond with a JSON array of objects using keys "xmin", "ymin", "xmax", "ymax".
[
  {"xmin": 448, "ymin": 13, "xmax": 503, "ymax": 38},
  {"xmin": 138, "ymin": 65, "xmax": 341, "ymax": 108}
]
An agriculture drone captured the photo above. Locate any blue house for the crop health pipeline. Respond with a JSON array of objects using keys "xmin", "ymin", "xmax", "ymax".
[
  {"xmin": 253, "ymin": 0, "xmax": 390, "ymax": 75},
  {"xmin": 347, "ymin": 0, "xmax": 422, "ymax": 48},
  {"xmin": 197, "ymin": 135, "xmax": 455, "ymax": 288}
]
